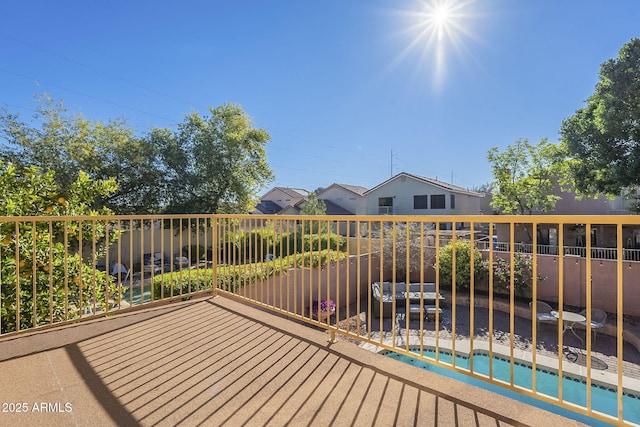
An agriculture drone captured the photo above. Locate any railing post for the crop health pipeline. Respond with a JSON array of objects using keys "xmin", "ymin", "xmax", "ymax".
[{"xmin": 211, "ymin": 215, "xmax": 218, "ymax": 298}]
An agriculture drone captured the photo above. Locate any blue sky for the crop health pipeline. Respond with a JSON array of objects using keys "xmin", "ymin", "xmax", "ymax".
[{"xmin": 1, "ymin": 1, "xmax": 639, "ymax": 194}]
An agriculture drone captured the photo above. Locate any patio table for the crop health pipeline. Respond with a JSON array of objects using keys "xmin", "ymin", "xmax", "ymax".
[
  {"xmin": 401, "ymin": 291, "xmax": 444, "ymax": 302},
  {"xmin": 551, "ymin": 310, "xmax": 586, "ymax": 345}
]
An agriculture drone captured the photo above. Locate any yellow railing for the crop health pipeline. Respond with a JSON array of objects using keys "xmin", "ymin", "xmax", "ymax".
[{"xmin": 1, "ymin": 213, "xmax": 639, "ymax": 425}]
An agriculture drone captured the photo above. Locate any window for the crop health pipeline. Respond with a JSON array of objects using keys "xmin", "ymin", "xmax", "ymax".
[
  {"xmin": 431, "ymin": 194, "xmax": 446, "ymax": 209},
  {"xmin": 538, "ymin": 228, "xmax": 550, "ymax": 245},
  {"xmin": 413, "ymin": 195, "xmax": 428, "ymax": 209},
  {"xmin": 539, "ymin": 227, "xmax": 558, "ymax": 247},
  {"xmin": 450, "ymin": 194, "xmax": 455, "ymax": 209},
  {"xmin": 378, "ymin": 197, "xmax": 393, "ymax": 207},
  {"xmin": 378, "ymin": 197, "xmax": 393, "ymax": 215}
]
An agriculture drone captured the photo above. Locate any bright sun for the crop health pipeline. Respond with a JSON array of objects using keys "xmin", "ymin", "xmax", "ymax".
[
  {"xmin": 432, "ymin": 5, "xmax": 451, "ymax": 28},
  {"xmin": 422, "ymin": 1, "xmax": 462, "ymax": 44},
  {"xmin": 429, "ymin": 4, "xmax": 453, "ymax": 41},
  {"xmin": 390, "ymin": 0, "xmax": 478, "ymax": 90}
]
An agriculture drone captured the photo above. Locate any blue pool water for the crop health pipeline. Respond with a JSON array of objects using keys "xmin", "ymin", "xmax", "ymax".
[
  {"xmin": 121, "ymin": 283, "xmax": 152, "ymax": 305},
  {"xmin": 386, "ymin": 349, "xmax": 640, "ymax": 426}
]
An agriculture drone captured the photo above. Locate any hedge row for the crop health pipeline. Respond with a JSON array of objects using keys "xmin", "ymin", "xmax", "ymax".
[
  {"xmin": 152, "ymin": 249, "xmax": 347, "ymax": 298},
  {"xmin": 218, "ymin": 229, "xmax": 346, "ymax": 264}
]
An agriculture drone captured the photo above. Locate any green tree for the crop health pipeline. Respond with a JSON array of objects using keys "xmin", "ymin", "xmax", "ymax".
[
  {"xmin": 299, "ymin": 193, "xmax": 326, "ymax": 216},
  {"xmin": 299, "ymin": 193, "xmax": 327, "ymax": 234},
  {"xmin": 471, "ymin": 182, "xmax": 495, "ymax": 194},
  {"xmin": 560, "ymin": 38, "xmax": 640, "ymax": 205},
  {"xmin": 488, "ymin": 138, "xmax": 570, "ymax": 241},
  {"xmin": 380, "ymin": 222, "xmax": 436, "ymax": 283},
  {"xmin": 0, "ymin": 95, "xmax": 164, "ymax": 214},
  {"xmin": 152, "ymin": 104, "xmax": 274, "ymax": 214},
  {"xmin": 0, "ymin": 161, "xmax": 120, "ymax": 334},
  {"xmin": 487, "ymin": 138, "xmax": 568, "ymax": 215}
]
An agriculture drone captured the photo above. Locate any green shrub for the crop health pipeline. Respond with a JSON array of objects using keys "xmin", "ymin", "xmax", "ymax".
[
  {"xmin": 483, "ymin": 253, "xmax": 544, "ymax": 297},
  {"xmin": 218, "ymin": 228, "xmax": 279, "ymax": 263},
  {"xmin": 182, "ymin": 244, "xmax": 205, "ymax": 260},
  {"xmin": 216, "ymin": 228, "xmax": 346, "ymax": 263},
  {"xmin": 437, "ymin": 240, "xmax": 484, "ymax": 291},
  {"xmin": 152, "ymin": 249, "xmax": 347, "ymax": 297},
  {"xmin": 299, "ymin": 234, "xmax": 345, "ymax": 252},
  {"xmin": 290, "ymin": 249, "xmax": 346, "ymax": 268},
  {"xmin": 152, "ymin": 269, "xmax": 214, "ymax": 299}
]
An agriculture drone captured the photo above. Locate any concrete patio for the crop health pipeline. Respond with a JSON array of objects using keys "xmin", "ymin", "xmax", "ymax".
[{"xmin": 0, "ymin": 295, "xmax": 589, "ymax": 427}]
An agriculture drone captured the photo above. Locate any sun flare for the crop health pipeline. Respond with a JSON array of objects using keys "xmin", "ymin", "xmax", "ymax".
[
  {"xmin": 390, "ymin": 0, "xmax": 479, "ymax": 90},
  {"xmin": 428, "ymin": 3, "xmax": 453, "ymax": 41},
  {"xmin": 432, "ymin": 4, "xmax": 451, "ymax": 28}
]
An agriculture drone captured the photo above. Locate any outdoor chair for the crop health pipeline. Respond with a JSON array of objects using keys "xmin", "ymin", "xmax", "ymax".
[
  {"xmin": 143, "ymin": 253, "xmax": 166, "ymax": 273},
  {"xmin": 578, "ymin": 308, "xmax": 607, "ymax": 345},
  {"xmin": 529, "ymin": 301, "xmax": 557, "ymax": 329},
  {"xmin": 110, "ymin": 263, "xmax": 130, "ymax": 287}
]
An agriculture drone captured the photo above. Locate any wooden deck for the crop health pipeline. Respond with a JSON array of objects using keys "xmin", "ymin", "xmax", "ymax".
[{"xmin": 0, "ymin": 296, "xmax": 586, "ymax": 426}]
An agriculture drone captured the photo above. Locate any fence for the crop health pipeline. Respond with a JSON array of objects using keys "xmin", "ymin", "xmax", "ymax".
[{"xmin": 1, "ymin": 213, "xmax": 640, "ymax": 425}]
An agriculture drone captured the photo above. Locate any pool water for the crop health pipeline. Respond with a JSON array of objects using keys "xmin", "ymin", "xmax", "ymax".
[
  {"xmin": 386, "ymin": 349, "xmax": 640, "ymax": 426},
  {"xmin": 121, "ymin": 283, "xmax": 152, "ymax": 305}
]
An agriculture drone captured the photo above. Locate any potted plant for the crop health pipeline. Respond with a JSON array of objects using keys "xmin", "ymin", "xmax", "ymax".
[{"xmin": 311, "ymin": 299, "xmax": 336, "ymax": 321}]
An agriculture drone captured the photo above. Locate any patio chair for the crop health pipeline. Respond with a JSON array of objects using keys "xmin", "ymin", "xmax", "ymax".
[
  {"xmin": 529, "ymin": 301, "xmax": 557, "ymax": 329},
  {"xmin": 110, "ymin": 262, "xmax": 130, "ymax": 286},
  {"xmin": 578, "ymin": 308, "xmax": 607, "ymax": 345}
]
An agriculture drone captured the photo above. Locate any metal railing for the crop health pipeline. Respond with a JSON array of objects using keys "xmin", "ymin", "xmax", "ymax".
[
  {"xmin": 477, "ymin": 240, "xmax": 640, "ymax": 261},
  {"xmin": 378, "ymin": 206, "xmax": 394, "ymax": 215},
  {"xmin": 1, "ymin": 213, "xmax": 639, "ymax": 425}
]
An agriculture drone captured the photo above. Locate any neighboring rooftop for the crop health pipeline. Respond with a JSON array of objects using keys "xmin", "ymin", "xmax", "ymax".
[
  {"xmin": 322, "ymin": 199, "xmax": 354, "ymax": 215},
  {"xmin": 273, "ymin": 186, "xmax": 310, "ymax": 198},
  {"xmin": 365, "ymin": 172, "xmax": 484, "ymax": 197},
  {"xmin": 254, "ymin": 200, "xmax": 282, "ymax": 214},
  {"xmin": 318, "ymin": 183, "xmax": 368, "ymax": 197}
]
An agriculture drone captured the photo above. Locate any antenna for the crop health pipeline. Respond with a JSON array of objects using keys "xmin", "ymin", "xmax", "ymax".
[{"xmin": 391, "ymin": 150, "xmax": 398, "ymax": 177}]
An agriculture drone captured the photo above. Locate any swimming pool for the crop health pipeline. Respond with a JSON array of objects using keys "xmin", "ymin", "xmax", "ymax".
[
  {"xmin": 121, "ymin": 282, "xmax": 152, "ymax": 305},
  {"xmin": 385, "ymin": 349, "xmax": 640, "ymax": 426}
]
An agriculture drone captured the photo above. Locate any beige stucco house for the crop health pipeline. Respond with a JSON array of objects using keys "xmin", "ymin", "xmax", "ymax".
[
  {"xmin": 253, "ymin": 187, "xmax": 310, "ymax": 215},
  {"xmin": 364, "ymin": 172, "xmax": 486, "ymax": 218},
  {"xmin": 489, "ymin": 185, "xmax": 640, "ymax": 256},
  {"xmin": 317, "ymin": 183, "xmax": 368, "ymax": 215}
]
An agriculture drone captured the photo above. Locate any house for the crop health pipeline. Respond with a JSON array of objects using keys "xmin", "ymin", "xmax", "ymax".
[
  {"xmin": 364, "ymin": 172, "xmax": 485, "ymax": 219},
  {"xmin": 317, "ymin": 183, "xmax": 368, "ymax": 215},
  {"xmin": 492, "ymin": 185, "xmax": 640, "ymax": 254},
  {"xmin": 545, "ymin": 188, "xmax": 640, "ymax": 249},
  {"xmin": 532, "ymin": 185, "xmax": 634, "ymax": 216},
  {"xmin": 253, "ymin": 187, "xmax": 310, "ymax": 215}
]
